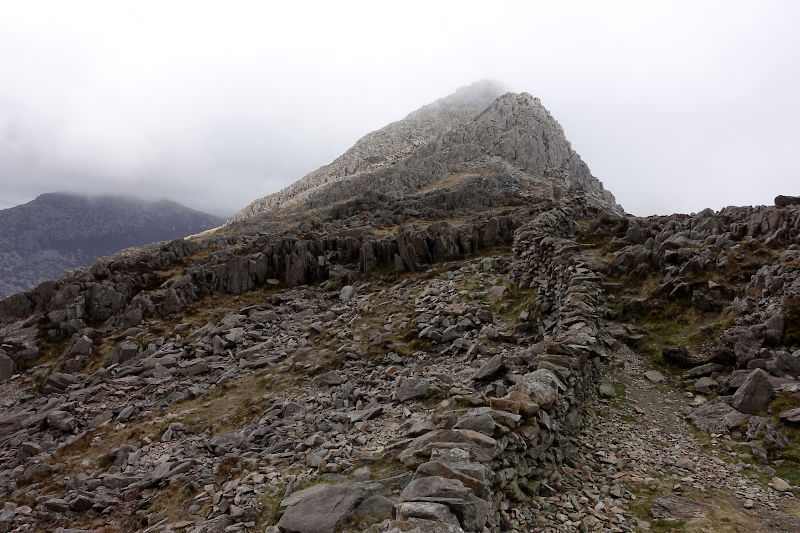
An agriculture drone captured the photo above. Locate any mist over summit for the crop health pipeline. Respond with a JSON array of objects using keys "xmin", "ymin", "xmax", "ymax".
[{"xmin": 230, "ymin": 80, "xmax": 620, "ymax": 224}]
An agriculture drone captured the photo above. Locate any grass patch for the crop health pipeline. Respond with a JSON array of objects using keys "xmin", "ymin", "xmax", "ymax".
[
  {"xmin": 714, "ymin": 241, "xmax": 781, "ymax": 287},
  {"xmin": 123, "ymin": 481, "xmax": 202, "ymax": 531},
  {"xmin": 610, "ymin": 383, "xmax": 628, "ymax": 410},
  {"xmin": 626, "ymin": 477, "xmax": 684, "ymax": 533},
  {"xmin": 627, "ymin": 477, "xmax": 763, "ymax": 533},
  {"xmin": 630, "ymin": 318, "xmax": 711, "ymax": 368},
  {"xmin": 26, "ymin": 334, "xmax": 69, "ymax": 372},
  {"xmin": 768, "ymin": 393, "xmax": 800, "ymax": 487},
  {"xmin": 255, "ymin": 485, "xmax": 286, "ymax": 527},
  {"xmin": 783, "ymin": 295, "xmax": 800, "ymax": 346}
]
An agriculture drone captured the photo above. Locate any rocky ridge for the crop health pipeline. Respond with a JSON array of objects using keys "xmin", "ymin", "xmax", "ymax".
[{"xmin": 0, "ymin": 84, "xmax": 799, "ymax": 533}]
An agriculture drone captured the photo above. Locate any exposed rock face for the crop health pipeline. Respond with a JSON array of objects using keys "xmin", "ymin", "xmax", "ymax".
[
  {"xmin": 775, "ymin": 195, "xmax": 800, "ymax": 207},
  {"xmin": 229, "ymin": 80, "xmax": 621, "ymax": 224},
  {"xmin": 0, "ymin": 193, "xmax": 222, "ymax": 299}
]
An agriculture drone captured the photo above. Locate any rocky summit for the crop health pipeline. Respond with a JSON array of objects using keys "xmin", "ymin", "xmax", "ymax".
[
  {"xmin": 0, "ymin": 82, "xmax": 799, "ymax": 533},
  {"xmin": 0, "ymin": 193, "xmax": 223, "ymax": 300}
]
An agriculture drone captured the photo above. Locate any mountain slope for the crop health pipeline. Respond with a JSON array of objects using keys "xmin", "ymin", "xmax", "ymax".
[
  {"xmin": 0, "ymin": 193, "xmax": 223, "ymax": 298},
  {"xmin": 229, "ymin": 80, "xmax": 621, "ymax": 223}
]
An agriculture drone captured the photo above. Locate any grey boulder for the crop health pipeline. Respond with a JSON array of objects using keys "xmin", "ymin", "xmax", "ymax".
[
  {"xmin": 688, "ymin": 400, "xmax": 751, "ymax": 433},
  {"xmin": 111, "ymin": 341, "xmax": 139, "ymax": 365},
  {"xmin": 396, "ymin": 377, "xmax": 430, "ymax": 402},
  {"xmin": 731, "ymin": 369, "xmax": 773, "ymax": 415},
  {"xmin": 339, "ymin": 285, "xmax": 355, "ymax": 302}
]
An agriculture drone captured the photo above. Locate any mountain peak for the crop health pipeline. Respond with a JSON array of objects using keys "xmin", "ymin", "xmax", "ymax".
[
  {"xmin": 228, "ymin": 83, "xmax": 621, "ymax": 224},
  {"xmin": 443, "ymin": 78, "xmax": 508, "ymax": 102}
]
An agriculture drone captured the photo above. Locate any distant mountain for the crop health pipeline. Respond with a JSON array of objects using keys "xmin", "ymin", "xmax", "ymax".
[{"xmin": 0, "ymin": 192, "xmax": 222, "ymax": 298}]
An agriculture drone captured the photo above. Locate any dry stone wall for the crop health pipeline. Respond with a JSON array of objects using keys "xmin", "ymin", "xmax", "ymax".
[{"xmin": 307, "ymin": 207, "xmax": 612, "ymax": 532}]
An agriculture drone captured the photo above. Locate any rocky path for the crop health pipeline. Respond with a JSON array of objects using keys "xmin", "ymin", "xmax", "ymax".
[{"xmin": 525, "ymin": 340, "xmax": 800, "ymax": 533}]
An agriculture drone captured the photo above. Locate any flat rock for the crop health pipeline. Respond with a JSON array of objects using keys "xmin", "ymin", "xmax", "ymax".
[
  {"xmin": 688, "ymin": 400, "xmax": 751, "ymax": 433},
  {"xmin": 408, "ymin": 419, "xmax": 437, "ymax": 437},
  {"xmin": 401, "ymin": 476, "xmax": 473, "ymax": 502},
  {"xmin": 771, "ymin": 477, "xmax": 792, "ymax": 492},
  {"xmin": 685, "ymin": 362, "xmax": 723, "ymax": 378},
  {"xmin": 414, "ymin": 461, "xmax": 487, "ymax": 497},
  {"xmin": 453, "ymin": 413, "xmax": 495, "ymax": 436},
  {"xmin": 780, "ymin": 407, "xmax": 800, "ymax": 423},
  {"xmin": 316, "ymin": 370, "xmax": 345, "ymax": 386},
  {"xmin": 644, "ymin": 370, "xmax": 665, "ymax": 383},
  {"xmin": 487, "ymin": 286, "xmax": 507, "ymax": 298},
  {"xmin": 650, "ymin": 494, "xmax": 709, "ymax": 521},
  {"xmin": 278, "ymin": 483, "xmax": 367, "ymax": 533},
  {"xmin": 396, "ymin": 501, "xmax": 461, "ymax": 527},
  {"xmin": 42, "ymin": 372, "xmax": 80, "ymax": 392},
  {"xmin": 694, "ymin": 376, "xmax": 717, "ymax": 395}
]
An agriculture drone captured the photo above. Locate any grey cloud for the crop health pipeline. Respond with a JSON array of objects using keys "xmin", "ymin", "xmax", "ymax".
[{"xmin": 1, "ymin": 1, "xmax": 798, "ymax": 217}]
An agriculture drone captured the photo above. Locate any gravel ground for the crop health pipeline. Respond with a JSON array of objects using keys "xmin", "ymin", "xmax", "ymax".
[{"xmin": 514, "ymin": 341, "xmax": 800, "ymax": 533}]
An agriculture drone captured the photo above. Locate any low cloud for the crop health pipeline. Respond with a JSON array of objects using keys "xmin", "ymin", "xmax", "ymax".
[{"xmin": 1, "ymin": 1, "xmax": 798, "ymax": 217}]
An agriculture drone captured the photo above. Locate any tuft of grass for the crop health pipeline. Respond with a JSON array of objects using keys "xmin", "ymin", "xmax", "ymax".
[
  {"xmin": 627, "ymin": 476, "xmax": 764, "ymax": 533},
  {"xmin": 122, "ymin": 481, "xmax": 202, "ymax": 531},
  {"xmin": 255, "ymin": 486, "xmax": 286, "ymax": 527},
  {"xmin": 767, "ymin": 393, "xmax": 800, "ymax": 488},
  {"xmin": 783, "ymin": 295, "xmax": 800, "ymax": 346},
  {"xmin": 771, "ymin": 392, "xmax": 800, "ymax": 417},
  {"xmin": 626, "ymin": 477, "xmax": 684, "ymax": 533},
  {"xmin": 610, "ymin": 383, "xmax": 628, "ymax": 410},
  {"xmin": 621, "ymin": 305, "xmax": 732, "ymax": 369}
]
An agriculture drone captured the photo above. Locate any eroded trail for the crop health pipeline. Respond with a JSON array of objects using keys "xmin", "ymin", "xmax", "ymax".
[{"xmin": 529, "ymin": 340, "xmax": 800, "ymax": 533}]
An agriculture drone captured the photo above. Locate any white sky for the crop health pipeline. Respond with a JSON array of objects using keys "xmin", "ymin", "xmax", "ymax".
[{"xmin": 0, "ymin": 1, "xmax": 798, "ymax": 217}]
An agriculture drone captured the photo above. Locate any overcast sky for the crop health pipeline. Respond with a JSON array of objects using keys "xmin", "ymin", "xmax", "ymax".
[{"xmin": 1, "ymin": 1, "xmax": 798, "ymax": 217}]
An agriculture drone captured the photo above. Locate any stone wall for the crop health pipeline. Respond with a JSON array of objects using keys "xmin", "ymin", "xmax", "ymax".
[{"xmin": 282, "ymin": 206, "xmax": 611, "ymax": 532}]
